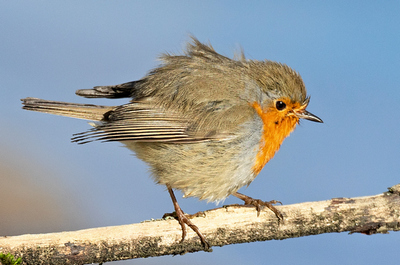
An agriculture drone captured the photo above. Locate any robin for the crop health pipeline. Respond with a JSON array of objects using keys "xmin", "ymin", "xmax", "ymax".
[{"xmin": 22, "ymin": 37, "xmax": 322, "ymax": 249}]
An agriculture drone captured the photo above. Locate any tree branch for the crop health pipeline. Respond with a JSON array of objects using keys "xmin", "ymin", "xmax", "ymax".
[{"xmin": 1, "ymin": 184, "xmax": 399, "ymax": 265}]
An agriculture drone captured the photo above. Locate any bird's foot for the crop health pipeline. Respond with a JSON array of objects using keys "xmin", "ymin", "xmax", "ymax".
[
  {"xmin": 166, "ymin": 185, "xmax": 211, "ymax": 250},
  {"xmin": 233, "ymin": 192, "xmax": 284, "ymax": 222}
]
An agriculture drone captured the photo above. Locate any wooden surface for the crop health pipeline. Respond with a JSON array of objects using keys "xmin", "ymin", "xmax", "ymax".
[{"xmin": 0, "ymin": 184, "xmax": 399, "ymax": 265}]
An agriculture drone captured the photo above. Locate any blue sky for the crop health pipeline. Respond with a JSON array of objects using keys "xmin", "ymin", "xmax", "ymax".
[{"xmin": 1, "ymin": 1, "xmax": 399, "ymax": 264}]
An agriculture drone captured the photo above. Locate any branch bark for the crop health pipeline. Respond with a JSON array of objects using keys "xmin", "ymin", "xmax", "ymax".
[{"xmin": 1, "ymin": 184, "xmax": 399, "ymax": 265}]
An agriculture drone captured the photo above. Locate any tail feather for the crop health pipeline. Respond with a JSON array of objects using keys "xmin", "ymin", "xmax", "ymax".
[
  {"xmin": 75, "ymin": 81, "xmax": 139, "ymax": 99},
  {"xmin": 21, "ymin": 97, "xmax": 114, "ymax": 121}
]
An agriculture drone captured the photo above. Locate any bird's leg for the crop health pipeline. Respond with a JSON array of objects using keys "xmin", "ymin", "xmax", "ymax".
[
  {"xmin": 166, "ymin": 184, "xmax": 210, "ymax": 249},
  {"xmin": 232, "ymin": 192, "xmax": 284, "ymax": 221}
]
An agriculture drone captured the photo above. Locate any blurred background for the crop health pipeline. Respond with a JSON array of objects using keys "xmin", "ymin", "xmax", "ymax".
[{"xmin": 1, "ymin": 1, "xmax": 399, "ymax": 264}]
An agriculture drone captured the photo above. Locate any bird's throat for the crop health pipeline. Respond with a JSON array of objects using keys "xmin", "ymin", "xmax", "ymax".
[{"xmin": 251, "ymin": 102, "xmax": 298, "ymax": 175}]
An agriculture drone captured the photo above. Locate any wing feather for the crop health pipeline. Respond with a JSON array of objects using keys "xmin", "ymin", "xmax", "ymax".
[{"xmin": 71, "ymin": 101, "xmax": 226, "ymax": 144}]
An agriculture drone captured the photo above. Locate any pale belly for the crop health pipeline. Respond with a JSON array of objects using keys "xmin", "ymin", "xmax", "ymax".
[{"xmin": 123, "ymin": 117, "xmax": 264, "ymax": 202}]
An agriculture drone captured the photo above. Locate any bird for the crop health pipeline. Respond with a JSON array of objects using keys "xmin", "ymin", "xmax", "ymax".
[{"xmin": 21, "ymin": 37, "xmax": 322, "ymax": 249}]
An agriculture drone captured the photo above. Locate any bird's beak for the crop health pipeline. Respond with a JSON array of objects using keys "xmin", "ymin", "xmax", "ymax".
[{"xmin": 295, "ymin": 110, "xmax": 323, "ymax": 123}]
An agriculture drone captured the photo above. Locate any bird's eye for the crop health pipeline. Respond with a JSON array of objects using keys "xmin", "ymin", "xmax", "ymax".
[{"xmin": 275, "ymin": 101, "xmax": 286, "ymax": 111}]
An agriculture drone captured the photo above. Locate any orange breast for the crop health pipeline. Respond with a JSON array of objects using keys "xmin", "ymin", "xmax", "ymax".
[{"xmin": 251, "ymin": 102, "xmax": 299, "ymax": 175}]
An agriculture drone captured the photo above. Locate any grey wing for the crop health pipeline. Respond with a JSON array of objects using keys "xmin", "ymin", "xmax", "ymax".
[{"xmin": 71, "ymin": 101, "xmax": 226, "ymax": 144}]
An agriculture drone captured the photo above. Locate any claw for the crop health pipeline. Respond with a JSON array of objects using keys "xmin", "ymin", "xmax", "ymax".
[
  {"xmin": 233, "ymin": 192, "xmax": 284, "ymax": 221},
  {"xmin": 167, "ymin": 185, "xmax": 211, "ymax": 250}
]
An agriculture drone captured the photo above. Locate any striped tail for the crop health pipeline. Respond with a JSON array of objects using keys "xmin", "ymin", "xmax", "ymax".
[{"xmin": 21, "ymin": 97, "xmax": 115, "ymax": 121}]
